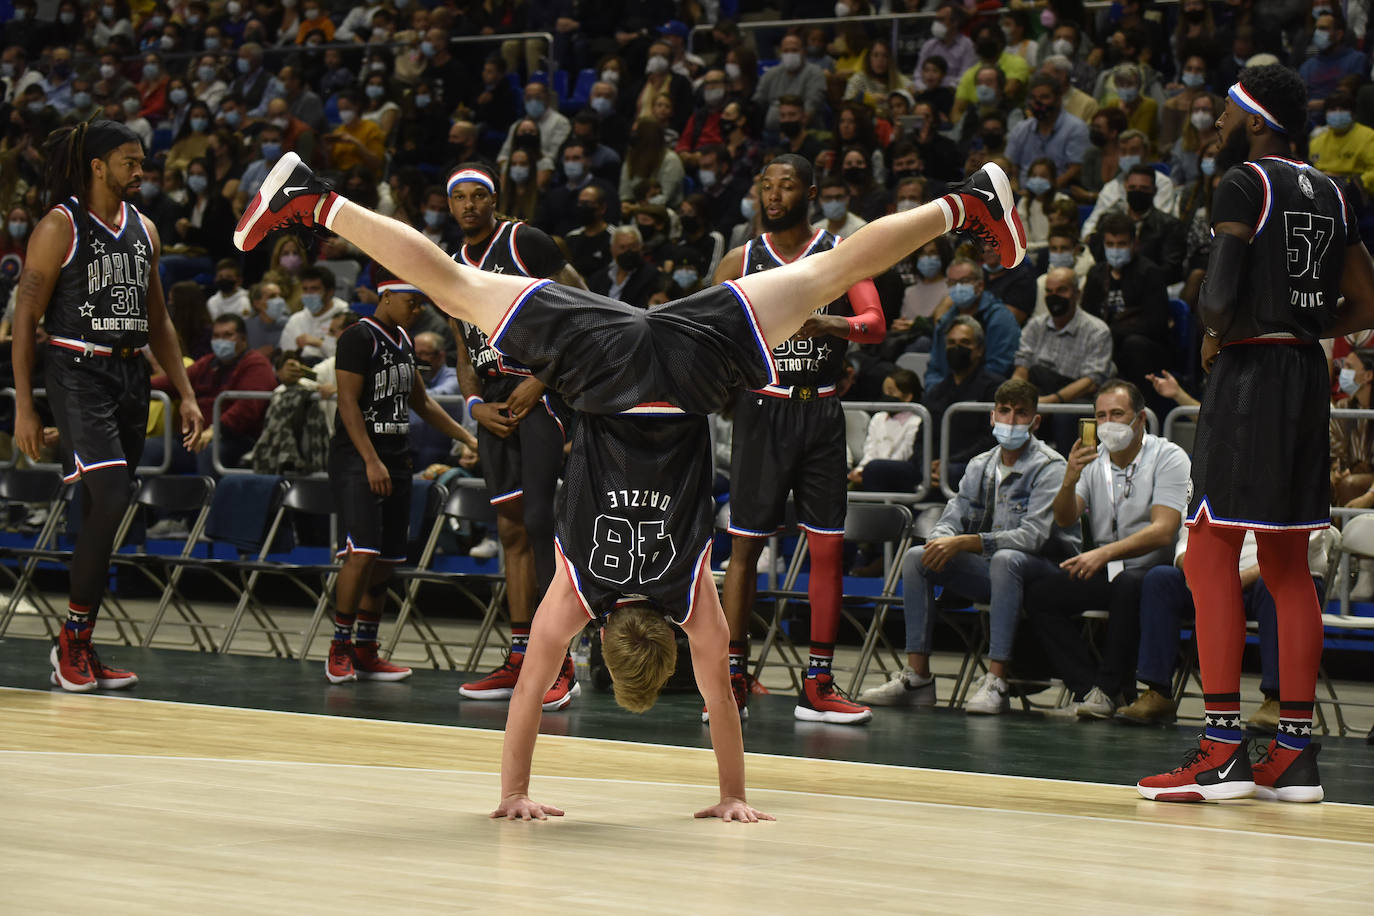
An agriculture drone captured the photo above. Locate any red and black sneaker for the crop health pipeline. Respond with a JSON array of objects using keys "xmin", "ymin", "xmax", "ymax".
[
  {"xmin": 1253, "ymin": 740, "xmax": 1324, "ymax": 803},
  {"xmin": 86, "ymin": 643, "xmax": 138, "ymax": 689},
  {"xmin": 542, "ymin": 655, "xmax": 581, "ymax": 711},
  {"xmin": 794, "ymin": 673, "xmax": 873, "ymax": 725},
  {"xmin": 326, "ymin": 639, "xmax": 357, "ymax": 684},
  {"xmin": 701, "ymin": 671, "xmax": 750, "ymax": 724},
  {"xmin": 944, "ymin": 161, "xmax": 1027, "ymax": 269},
  {"xmin": 353, "ymin": 642, "xmax": 413, "ymax": 682},
  {"xmin": 1137, "ymin": 737, "xmax": 1255, "ymax": 802},
  {"xmin": 49, "ymin": 626, "xmax": 97, "ymax": 693},
  {"xmin": 460, "ymin": 652, "xmax": 525, "ymax": 700},
  {"xmin": 233, "ymin": 152, "xmax": 340, "ymax": 252}
]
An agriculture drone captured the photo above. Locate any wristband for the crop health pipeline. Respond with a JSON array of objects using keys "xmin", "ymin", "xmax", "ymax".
[
  {"xmin": 465, "ymin": 395, "xmax": 483, "ymax": 413},
  {"xmin": 1204, "ymin": 327, "xmax": 1220, "ymax": 339}
]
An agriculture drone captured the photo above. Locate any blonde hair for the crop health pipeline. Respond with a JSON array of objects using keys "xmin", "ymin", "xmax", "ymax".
[{"xmin": 601, "ymin": 603, "xmax": 678, "ymax": 713}]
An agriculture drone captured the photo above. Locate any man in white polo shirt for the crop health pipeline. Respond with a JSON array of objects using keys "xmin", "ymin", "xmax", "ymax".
[{"xmin": 278, "ymin": 264, "xmax": 349, "ymax": 363}]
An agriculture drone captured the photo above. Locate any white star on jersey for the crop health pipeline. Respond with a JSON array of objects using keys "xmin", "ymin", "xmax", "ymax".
[
  {"xmin": 816, "ymin": 342, "xmax": 832, "ymax": 360},
  {"xmin": 91, "ymin": 239, "xmax": 106, "ymax": 256},
  {"xmin": 380, "ymin": 349, "xmax": 394, "ymax": 366},
  {"xmin": 363, "ymin": 407, "xmax": 378, "ymax": 423},
  {"xmin": 491, "ymin": 265, "xmax": 506, "ymax": 273},
  {"xmin": 79, "ymin": 301, "xmax": 95, "ymax": 317},
  {"xmin": 134, "ymin": 239, "xmax": 147, "ymax": 257}
]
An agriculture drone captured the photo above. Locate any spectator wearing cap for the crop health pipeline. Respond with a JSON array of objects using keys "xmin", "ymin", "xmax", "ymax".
[
  {"xmin": 1299, "ymin": 10, "xmax": 1368, "ymax": 111},
  {"xmin": 915, "ymin": 3, "xmax": 976, "ymax": 91},
  {"xmin": 1311, "ymin": 91, "xmax": 1374, "ymax": 197},
  {"xmin": 755, "ymin": 32, "xmax": 827, "ymax": 134},
  {"xmin": 657, "ymin": 19, "xmax": 704, "ymax": 80},
  {"xmin": 1005, "ymin": 74, "xmax": 1089, "ymax": 188},
  {"xmin": 588, "ymin": 225, "xmax": 658, "ymax": 309},
  {"xmin": 538, "ymin": 138, "xmax": 621, "ymax": 238}
]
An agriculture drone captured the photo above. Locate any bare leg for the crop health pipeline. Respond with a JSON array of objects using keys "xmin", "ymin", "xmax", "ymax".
[
  {"xmin": 721, "ymin": 535, "xmax": 765, "ymax": 643},
  {"xmin": 496, "ymin": 503, "xmax": 536, "ymax": 626},
  {"xmin": 733, "ymin": 200, "xmax": 953, "ymax": 347}
]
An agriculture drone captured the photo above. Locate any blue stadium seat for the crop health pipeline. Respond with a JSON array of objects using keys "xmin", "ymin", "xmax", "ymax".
[
  {"xmin": 568, "ymin": 68, "xmax": 596, "ymax": 108},
  {"xmin": 151, "ymin": 127, "xmax": 173, "ymax": 154},
  {"xmin": 530, "ymin": 69, "xmax": 548, "ymax": 86},
  {"xmin": 1168, "ymin": 297, "xmax": 1196, "ymax": 382},
  {"xmin": 552, "ymin": 69, "xmax": 569, "ymax": 103},
  {"xmin": 758, "ymin": 59, "xmax": 777, "ymax": 75},
  {"xmin": 1076, "ymin": 204, "xmax": 1093, "ymax": 228},
  {"xmin": 1152, "ymin": 161, "xmax": 1171, "ymax": 178}
]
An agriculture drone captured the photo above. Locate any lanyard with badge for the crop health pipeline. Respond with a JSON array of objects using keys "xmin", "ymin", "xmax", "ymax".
[{"xmin": 1102, "ymin": 451, "xmax": 1139, "ymax": 582}]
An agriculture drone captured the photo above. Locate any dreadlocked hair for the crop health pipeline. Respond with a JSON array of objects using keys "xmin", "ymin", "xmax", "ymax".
[
  {"xmin": 1237, "ymin": 64, "xmax": 1309, "ymax": 140},
  {"xmin": 42, "ymin": 122, "xmax": 94, "ymax": 258}
]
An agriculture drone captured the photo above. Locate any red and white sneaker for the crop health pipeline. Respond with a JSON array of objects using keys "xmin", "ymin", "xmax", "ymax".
[
  {"xmin": 542, "ymin": 655, "xmax": 581, "ymax": 711},
  {"xmin": 233, "ymin": 152, "xmax": 340, "ymax": 252},
  {"xmin": 1137, "ymin": 738, "xmax": 1255, "ymax": 802},
  {"xmin": 1253, "ymin": 740, "xmax": 1324, "ymax": 803},
  {"xmin": 353, "ymin": 642, "xmax": 412, "ymax": 682},
  {"xmin": 702, "ymin": 671, "xmax": 750, "ymax": 724},
  {"xmin": 86, "ymin": 643, "xmax": 138, "ymax": 689},
  {"xmin": 49, "ymin": 627, "xmax": 97, "ymax": 692},
  {"xmin": 459, "ymin": 652, "xmax": 524, "ymax": 700},
  {"xmin": 794, "ymin": 673, "xmax": 873, "ymax": 725},
  {"xmin": 326, "ymin": 639, "xmax": 357, "ymax": 684},
  {"xmin": 945, "ymin": 161, "xmax": 1027, "ymax": 269}
]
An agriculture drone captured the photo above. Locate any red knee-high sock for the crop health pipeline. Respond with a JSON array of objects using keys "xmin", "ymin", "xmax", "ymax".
[
  {"xmin": 1183, "ymin": 518, "xmax": 1247, "ymax": 742},
  {"xmin": 1255, "ymin": 529, "xmax": 1322, "ymax": 749},
  {"xmin": 807, "ymin": 532, "xmax": 844, "ymax": 677}
]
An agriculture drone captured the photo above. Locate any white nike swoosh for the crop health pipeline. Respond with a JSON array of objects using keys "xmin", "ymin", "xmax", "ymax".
[
  {"xmin": 1217, "ymin": 759, "xmax": 1237, "ymax": 779},
  {"xmin": 283, "ymin": 185, "xmax": 307, "ymax": 195},
  {"xmin": 976, "ymin": 187, "xmax": 995, "ymax": 200}
]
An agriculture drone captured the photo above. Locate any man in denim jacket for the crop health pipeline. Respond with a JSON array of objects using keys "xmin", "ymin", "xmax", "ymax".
[{"xmin": 860, "ymin": 378, "xmax": 1080, "ymax": 714}]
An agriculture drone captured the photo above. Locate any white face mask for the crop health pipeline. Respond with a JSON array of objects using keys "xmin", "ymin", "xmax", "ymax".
[
  {"xmin": 1190, "ymin": 110, "xmax": 1214, "ymax": 131},
  {"xmin": 1097, "ymin": 420, "xmax": 1136, "ymax": 453}
]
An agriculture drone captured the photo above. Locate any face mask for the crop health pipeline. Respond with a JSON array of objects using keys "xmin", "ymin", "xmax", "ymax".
[
  {"xmin": 975, "ymin": 84, "xmax": 997, "ymax": 105},
  {"xmin": 1025, "ymin": 176, "xmax": 1052, "ymax": 196},
  {"xmin": 1189, "ymin": 110, "xmax": 1215, "ymax": 132},
  {"xmin": 1182, "ymin": 71, "xmax": 1205, "ymax": 90},
  {"xmin": 600, "ymin": 69, "xmax": 619, "ymax": 84},
  {"xmin": 304, "ymin": 7, "xmax": 320, "ymax": 19},
  {"xmin": 26, "ymin": 100, "xmax": 44, "ymax": 114},
  {"xmin": 237, "ymin": 57, "xmax": 252, "ymax": 74},
  {"xmin": 213, "ymin": 277, "xmax": 237, "ymax": 295},
  {"xmin": 414, "ymin": 93, "xmax": 431, "ymax": 108},
  {"xmin": 975, "ymin": 38, "xmax": 1000, "ymax": 59},
  {"xmin": 1312, "ymin": 29, "xmax": 1331, "ymax": 51},
  {"xmin": 672, "ymin": 268, "xmax": 699, "ymax": 288},
  {"xmin": 1, "ymin": 62, "xmax": 15, "ymax": 79},
  {"xmin": 820, "ymin": 199, "xmax": 847, "ymax": 222},
  {"xmin": 260, "ymin": 141, "xmax": 281, "ymax": 160},
  {"xmin": 558, "ymin": 160, "xmax": 584, "ymax": 182},
  {"xmin": 187, "ymin": 13, "xmax": 200, "ymax": 26},
  {"xmin": 1089, "ymin": 128, "xmax": 1107, "ymax": 148},
  {"xmin": 370, "ymin": 61, "xmax": 387, "ymax": 74},
  {"xmin": 1118, "ymin": 153, "xmax": 1141, "ymax": 172},
  {"xmin": 916, "ymin": 255, "xmax": 943, "ymax": 278},
  {"xmin": 366, "ymin": 84, "xmax": 386, "ymax": 100},
  {"xmin": 949, "ymin": 282, "xmax": 978, "ymax": 307},
  {"xmin": 143, "ymin": 64, "xmax": 160, "ymax": 81},
  {"xmin": 779, "ymin": 120, "xmax": 802, "ymax": 138},
  {"xmin": 211, "ymin": 338, "xmax": 238, "ymax": 361},
  {"xmin": 123, "ymin": 97, "xmax": 141, "ymax": 115},
  {"xmin": 227, "ymin": 0, "xmax": 242, "ymax": 14},
  {"xmin": 616, "ymin": 250, "xmax": 643, "ymax": 271},
  {"xmin": 338, "ymin": 108, "xmax": 357, "ymax": 124},
  {"xmin": 101, "ymin": 5, "xmax": 115, "ymax": 20},
  {"xmin": 1126, "ymin": 189, "xmax": 1153, "ymax": 213},
  {"xmin": 781, "ymin": 51, "xmax": 802, "ymax": 71},
  {"xmin": 842, "ymin": 166, "xmax": 868, "ymax": 185},
  {"xmin": 186, "ymin": 173, "xmax": 209, "ymax": 195},
  {"xmin": 509, "ymin": 164, "xmax": 530, "ymax": 183},
  {"xmin": 1200, "ymin": 156, "xmax": 1216, "ymax": 177},
  {"xmin": 1104, "ymin": 246, "xmax": 1132, "ymax": 269},
  {"xmin": 646, "ymin": 56, "xmax": 668, "ymax": 75},
  {"xmin": 170, "ymin": 87, "xmax": 188, "ymax": 106},
  {"xmin": 73, "ymin": 91, "xmax": 92, "ymax": 108},
  {"xmin": 983, "ymin": 131, "xmax": 1005, "ymax": 149},
  {"xmin": 1340, "ymin": 367, "xmax": 1362, "ymax": 396},
  {"xmin": 1046, "ymin": 38, "xmax": 1073, "ymax": 59},
  {"xmin": 740, "ymin": 197, "xmax": 757, "ymax": 220},
  {"xmin": 992, "ymin": 421, "xmax": 1032, "ymax": 450},
  {"xmin": 835, "ymin": 1, "xmax": 851, "ymax": 15},
  {"xmin": 575, "ymin": 202, "xmax": 599, "ymax": 225},
  {"xmin": 265, "ymin": 296, "xmax": 288, "ymax": 322},
  {"xmin": 704, "ymin": 86, "xmax": 724, "ymax": 106},
  {"xmin": 1029, "ymin": 100, "xmax": 1054, "ymax": 121},
  {"xmin": 1116, "ymin": 85, "xmax": 1139, "ymax": 104},
  {"xmin": 7, "ymin": 220, "xmax": 28, "ymax": 238},
  {"xmin": 719, "ymin": 118, "xmax": 737, "ymax": 135},
  {"xmin": 1045, "ymin": 293, "xmax": 1074, "ymax": 317},
  {"xmin": 1048, "ymin": 250, "xmax": 1075, "ymax": 269},
  {"xmin": 279, "ymin": 252, "xmax": 302, "ymax": 272},
  {"xmin": 224, "ymin": 109, "xmax": 242, "ymax": 127},
  {"xmin": 423, "ymin": 209, "xmax": 445, "ymax": 228},
  {"xmin": 945, "ymin": 344, "xmax": 973, "ymax": 372},
  {"xmin": 697, "ymin": 167, "xmax": 716, "ymax": 189},
  {"xmin": 160, "ymin": 35, "xmax": 176, "ymax": 50},
  {"xmin": 202, "ymin": 33, "xmax": 224, "ymax": 50},
  {"xmin": 302, "ymin": 293, "xmax": 326, "ymax": 314},
  {"xmin": 99, "ymin": 63, "xmax": 118, "ymax": 81},
  {"xmin": 589, "ymin": 95, "xmax": 613, "ymax": 116},
  {"xmin": 896, "ymin": 199, "xmax": 919, "ymax": 212},
  {"xmin": 197, "ymin": 65, "xmax": 217, "ymax": 84},
  {"xmin": 181, "ymin": 113, "xmax": 208, "ymax": 133},
  {"xmin": 1327, "ymin": 110, "xmax": 1353, "ymax": 131},
  {"xmin": 525, "ymin": 98, "xmax": 546, "ymax": 119},
  {"xmin": 419, "ymin": 40, "xmax": 436, "ymax": 58},
  {"xmin": 724, "ymin": 62, "xmax": 741, "ymax": 80},
  {"xmin": 1097, "ymin": 420, "xmax": 1136, "ymax": 452},
  {"xmin": 147, "ymin": 15, "xmax": 164, "ymax": 29},
  {"xmin": 930, "ymin": 21, "xmax": 948, "ymax": 40}
]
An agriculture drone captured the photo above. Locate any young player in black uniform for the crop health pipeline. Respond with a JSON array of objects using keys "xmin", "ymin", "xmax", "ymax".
[
  {"xmin": 234, "ymin": 150, "xmax": 1025, "ymax": 820},
  {"xmin": 1138, "ymin": 65, "xmax": 1374, "ymax": 804},
  {"xmin": 13, "ymin": 121, "xmax": 203, "ymax": 692},
  {"xmin": 444, "ymin": 165, "xmax": 590, "ymax": 710},
  {"xmin": 325, "ymin": 270, "xmax": 479, "ymax": 683},
  {"xmin": 714, "ymin": 155, "xmax": 886, "ymax": 725}
]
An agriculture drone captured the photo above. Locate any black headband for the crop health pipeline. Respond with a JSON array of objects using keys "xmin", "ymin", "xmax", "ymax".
[{"xmin": 84, "ymin": 119, "xmax": 143, "ymax": 161}]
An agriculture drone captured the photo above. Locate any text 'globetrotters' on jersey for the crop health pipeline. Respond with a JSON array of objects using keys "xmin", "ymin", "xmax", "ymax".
[
  {"xmin": 1211, "ymin": 156, "xmax": 1361, "ymax": 340},
  {"xmin": 47, "ymin": 199, "xmax": 153, "ymax": 348},
  {"xmin": 331, "ymin": 317, "xmax": 417, "ymax": 463},
  {"xmin": 744, "ymin": 228, "xmax": 852, "ymax": 392},
  {"xmin": 555, "ymin": 411, "xmax": 715, "ymax": 623}
]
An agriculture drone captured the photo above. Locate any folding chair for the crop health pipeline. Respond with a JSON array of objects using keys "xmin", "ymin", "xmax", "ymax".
[
  {"xmin": 0, "ymin": 468, "xmax": 70, "ymax": 636},
  {"xmin": 1316, "ymin": 519, "xmax": 1374, "ymax": 735},
  {"xmin": 836, "ymin": 502, "xmax": 914, "ymax": 694}
]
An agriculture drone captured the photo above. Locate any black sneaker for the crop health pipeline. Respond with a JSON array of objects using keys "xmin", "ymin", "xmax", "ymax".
[
  {"xmin": 233, "ymin": 152, "xmax": 338, "ymax": 251},
  {"xmin": 944, "ymin": 161, "xmax": 1027, "ymax": 269}
]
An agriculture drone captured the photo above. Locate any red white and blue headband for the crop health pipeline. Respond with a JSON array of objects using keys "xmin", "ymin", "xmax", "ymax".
[
  {"xmin": 377, "ymin": 280, "xmax": 421, "ymax": 295},
  {"xmin": 1228, "ymin": 82, "xmax": 1286, "ymax": 134},
  {"xmin": 447, "ymin": 169, "xmax": 496, "ymax": 194}
]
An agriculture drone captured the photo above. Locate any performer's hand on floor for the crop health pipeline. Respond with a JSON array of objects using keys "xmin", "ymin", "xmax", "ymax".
[
  {"xmin": 695, "ymin": 798, "xmax": 775, "ymax": 823},
  {"xmin": 492, "ymin": 795, "xmax": 565, "ymax": 820}
]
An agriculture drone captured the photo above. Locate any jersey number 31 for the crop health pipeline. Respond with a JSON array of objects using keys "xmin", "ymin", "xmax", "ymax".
[{"xmin": 589, "ymin": 515, "xmax": 677, "ymax": 585}]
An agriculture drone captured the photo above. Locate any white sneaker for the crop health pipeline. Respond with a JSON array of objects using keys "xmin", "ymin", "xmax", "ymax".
[
  {"xmin": 147, "ymin": 518, "xmax": 189, "ymax": 538},
  {"xmin": 858, "ymin": 667, "xmax": 936, "ymax": 707},
  {"xmin": 964, "ymin": 672, "xmax": 1009, "ymax": 715},
  {"xmin": 469, "ymin": 536, "xmax": 500, "ymax": 559},
  {"xmin": 1075, "ymin": 685, "xmax": 1116, "ymax": 720}
]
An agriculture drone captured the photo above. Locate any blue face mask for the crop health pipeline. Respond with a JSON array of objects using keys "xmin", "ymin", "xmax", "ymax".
[
  {"xmin": 203, "ymin": 37, "xmax": 221, "ymax": 52},
  {"xmin": 169, "ymin": 87, "xmax": 188, "ymax": 105},
  {"xmin": 590, "ymin": 96, "xmax": 613, "ymax": 116},
  {"xmin": 1339, "ymin": 367, "xmax": 1361, "ymax": 395},
  {"xmin": 187, "ymin": 173, "xmax": 208, "ymax": 194},
  {"xmin": 260, "ymin": 142, "xmax": 281, "ymax": 160},
  {"xmin": 1116, "ymin": 85, "xmax": 1139, "ymax": 103},
  {"xmin": 414, "ymin": 93, "xmax": 431, "ymax": 108},
  {"xmin": 916, "ymin": 255, "xmax": 943, "ymax": 278},
  {"xmin": 1327, "ymin": 110, "xmax": 1353, "ymax": 131},
  {"xmin": 1025, "ymin": 175, "xmax": 1052, "ymax": 196},
  {"xmin": 525, "ymin": 98, "xmax": 546, "ymax": 119},
  {"xmin": 820, "ymin": 199, "xmax": 847, "ymax": 222},
  {"xmin": 949, "ymin": 282, "xmax": 978, "ymax": 306},
  {"xmin": 740, "ymin": 197, "xmax": 757, "ymax": 220},
  {"xmin": 211, "ymin": 338, "xmax": 238, "ymax": 361},
  {"xmin": 73, "ymin": 91, "xmax": 92, "ymax": 108},
  {"xmin": 563, "ymin": 160, "xmax": 584, "ymax": 181},
  {"xmin": 1200, "ymin": 156, "xmax": 1216, "ymax": 176},
  {"xmin": 1117, "ymin": 153, "xmax": 1141, "ymax": 172},
  {"xmin": 301, "ymin": 293, "xmax": 325, "ymax": 314},
  {"xmin": 190, "ymin": 116, "xmax": 208, "ymax": 133},
  {"xmin": 423, "ymin": 209, "xmax": 445, "ymax": 227},
  {"xmin": 265, "ymin": 296, "xmax": 288, "ymax": 322},
  {"xmin": 672, "ymin": 268, "xmax": 699, "ymax": 288},
  {"xmin": 224, "ymin": 110, "xmax": 242, "ymax": 127},
  {"xmin": 975, "ymin": 84, "xmax": 997, "ymax": 105},
  {"xmin": 992, "ymin": 421, "xmax": 1031, "ymax": 449},
  {"xmin": 1181, "ymin": 71, "xmax": 1205, "ymax": 89},
  {"xmin": 697, "ymin": 168, "xmax": 716, "ymax": 189},
  {"xmin": 420, "ymin": 40, "xmax": 436, "ymax": 58},
  {"xmin": 1104, "ymin": 246, "xmax": 1132, "ymax": 269},
  {"xmin": 366, "ymin": 84, "xmax": 385, "ymax": 100},
  {"xmin": 8, "ymin": 220, "xmax": 29, "ymax": 238},
  {"xmin": 1048, "ymin": 250, "xmax": 1075, "ymax": 269},
  {"xmin": 237, "ymin": 57, "xmax": 252, "ymax": 74},
  {"xmin": 1312, "ymin": 29, "xmax": 1331, "ymax": 51}
]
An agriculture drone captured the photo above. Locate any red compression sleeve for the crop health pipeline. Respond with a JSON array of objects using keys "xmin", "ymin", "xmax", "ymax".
[
  {"xmin": 807, "ymin": 531, "xmax": 844, "ymax": 645},
  {"xmin": 843, "ymin": 278, "xmax": 886, "ymax": 343},
  {"xmin": 1183, "ymin": 517, "xmax": 1247, "ymax": 696}
]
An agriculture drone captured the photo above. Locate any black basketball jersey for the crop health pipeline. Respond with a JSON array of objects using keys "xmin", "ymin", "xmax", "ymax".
[
  {"xmin": 1208, "ymin": 156, "xmax": 1361, "ymax": 341},
  {"xmin": 46, "ymin": 198, "xmax": 153, "ymax": 348},
  {"xmin": 330, "ymin": 317, "xmax": 417, "ymax": 465},
  {"xmin": 743, "ymin": 229, "xmax": 852, "ymax": 392},
  {"xmin": 555, "ymin": 410, "xmax": 715, "ymax": 622}
]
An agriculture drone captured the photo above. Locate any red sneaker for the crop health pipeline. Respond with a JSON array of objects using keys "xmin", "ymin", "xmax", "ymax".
[
  {"xmin": 459, "ymin": 652, "xmax": 524, "ymax": 700},
  {"xmin": 353, "ymin": 642, "xmax": 413, "ymax": 682},
  {"xmin": 542, "ymin": 655, "xmax": 581, "ymax": 711},
  {"xmin": 701, "ymin": 671, "xmax": 750, "ymax": 724},
  {"xmin": 49, "ymin": 627, "xmax": 97, "ymax": 693},
  {"xmin": 946, "ymin": 161, "xmax": 1027, "ymax": 269},
  {"xmin": 1137, "ymin": 738, "xmax": 1254, "ymax": 802},
  {"xmin": 1253, "ymin": 740, "xmax": 1324, "ymax": 803},
  {"xmin": 233, "ymin": 152, "xmax": 340, "ymax": 252},
  {"xmin": 86, "ymin": 643, "xmax": 138, "ymax": 689},
  {"xmin": 326, "ymin": 639, "xmax": 357, "ymax": 684},
  {"xmin": 746, "ymin": 672, "xmax": 770, "ymax": 695},
  {"xmin": 794, "ymin": 673, "xmax": 873, "ymax": 725}
]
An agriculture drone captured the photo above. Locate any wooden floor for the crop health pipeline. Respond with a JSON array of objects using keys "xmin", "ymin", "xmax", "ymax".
[{"xmin": 3, "ymin": 687, "xmax": 1373, "ymax": 915}]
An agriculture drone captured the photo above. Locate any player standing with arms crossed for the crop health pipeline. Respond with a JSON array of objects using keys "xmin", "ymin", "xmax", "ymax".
[
  {"xmin": 714, "ymin": 155, "xmax": 886, "ymax": 725},
  {"xmin": 1138, "ymin": 65, "xmax": 1374, "ymax": 804},
  {"xmin": 14, "ymin": 121, "xmax": 203, "ymax": 692}
]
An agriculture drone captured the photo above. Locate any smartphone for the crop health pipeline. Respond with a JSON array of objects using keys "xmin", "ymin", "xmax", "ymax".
[
  {"xmin": 299, "ymin": 365, "xmax": 317, "ymax": 381},
  {"xmin": 1079, "ymin": 418, "xmax": 1097, "ymax": 449}
]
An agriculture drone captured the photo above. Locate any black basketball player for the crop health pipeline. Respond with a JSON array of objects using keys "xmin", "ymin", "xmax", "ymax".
[
  {"xmin": 13, "ymin": 121, "xmax": 204, "ymax": 692},
  {"xmin": 714, "ymin": 155, "xmax": 886, "ymax": 726},
  {"xmin": 444, "ymin": 164, "xmax": 589, "ymax": 711},
  {"xmin": 325, "ymin": 271, "xmax": 479, "ymax": 684},
  {"xmin": 234, "ymin": 150, "xmax": 1024, "ymax": 820},
  {"xmin": 1139, "ymin": 65, "xmax": 1374, "ymax": 804}
]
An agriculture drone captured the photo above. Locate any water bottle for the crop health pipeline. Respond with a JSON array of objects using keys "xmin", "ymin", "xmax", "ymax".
[{"xmin": 572, "ymin": 628, "xmax": 592, "ymax": 683}]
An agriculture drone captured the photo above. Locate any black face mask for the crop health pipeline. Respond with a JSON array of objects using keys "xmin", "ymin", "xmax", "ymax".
[
  {"xmin": 616, "ymin": 250, "xmax": 643, "ymax": 271},
  {"xmin": 779, "ymin": 121, "xmax": 802, "ymax": 138},
  {"xmin": 1183, "ymin": 7, "xmax": 1205, "ymax": 22},
  {"xmin": 1029, "ymin": 100, "xmax": 1054, "ymax": 121},
  {"xmin": 842, "ymin": 166, "xmax": 868, "ymax": 185},
  {"xmin": 446, "ymin": 141, "xmax": 470, "ymax": 160},
  {"xmin": 1089, "ymin": 128, "xmax": 1107, "ymax": 148},
  {"xmin": 1126, "ymin": 189, "xmax": 1154, "ymax": 214},
  {"xmin": 946, "ymin": 344, "xmax": 974, "ymax": 372},
  {"xmin": 975, "ymin": 38, "xmax": 1000, "ymax": 60},
  {"xmin": 515, "ymin": 133, "xmax": 540, "ymax": 151},
  {"xmin": 982, "ymin": 131, "xmax": 1005, "ymax": 150},
  {"xmin": 892, "ymin": 167, "xmax": 917, "ymax": 183},
  {"xmin": 1045, "ymin": 293, "xmax": 1073, "ymax": 317},
  {"xmin": 215, "ymin": 278, "xmax": 238, "ymax": 295},
  {"xmin": 680, "ymin": 213, "xmax": 701, "ymax": 234},
  {"xmin": 576, "ymin": 202, "xmax": 599, "ymax": 225},
  {"xmin": 719, "ymin": 118, "xmax": 736, "ymax": 134}
]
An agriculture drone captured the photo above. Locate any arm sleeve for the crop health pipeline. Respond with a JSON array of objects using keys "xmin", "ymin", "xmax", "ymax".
[
  {"xmin": 512, "ymin": 223, "xmax": 567, "ymax": 278},
  {"xmin": 984, "ymin": 456, "xmax": 1064, "ymax": 555},
  {"xmin": 844, "ymin": 278, "xmax": 886, "ymax": 342},
  {"xmin": 333, "ymin": 325, "xmax": 372, "ymax": 377}
]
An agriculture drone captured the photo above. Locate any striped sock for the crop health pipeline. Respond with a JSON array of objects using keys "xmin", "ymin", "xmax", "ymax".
[
  {"xmin": 355, "ymin": 616, "xmax": 380, "ymax": 646},
  {"xmin": 66, "ymin": 602, "xmax": 92, "ymax": 634},
  {"xmin": 1203, "ymin": 692, "xmax": 1243, "ymax": 743},
  {"xmin": 1277, "ymin": 701, "xmax": 1314, "ymax": 751},
  {"xmin": 807, "ymin": 642, "xmax": 835, "ymax": 679},
  {"xmin": 510, "ymin": 624, "xmax": 531, "ymax": 655},
  {"xmin": 333, "ymin": 614, "xmax": 355, "ymax": 643},
  {"xmin": 728, "ymin": 640, "xmax": 748, "ymax": 676}
]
